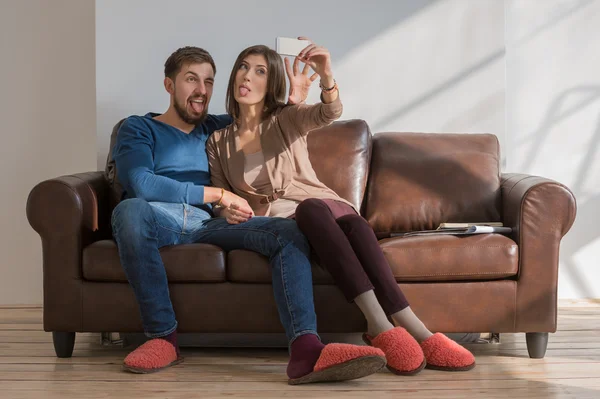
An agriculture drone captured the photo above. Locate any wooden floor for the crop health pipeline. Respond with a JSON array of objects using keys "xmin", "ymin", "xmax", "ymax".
[{"xmin": 1, "ymin": 305, "xmax": 599, "ymax": 398}]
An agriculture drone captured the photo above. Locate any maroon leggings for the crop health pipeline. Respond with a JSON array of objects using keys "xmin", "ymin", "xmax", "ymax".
[{"xmin": 293, "ymin": 198, "xmax": 409, "ymax": 315}]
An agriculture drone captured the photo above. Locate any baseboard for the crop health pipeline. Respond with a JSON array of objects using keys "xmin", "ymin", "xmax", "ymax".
[
  {"xmin": 558, "ymin": 298, "xmax": 600, "ymax": 307},
  {"xmin": 0, "ymin": 304, "xmax": 42, "ymax": 309}
]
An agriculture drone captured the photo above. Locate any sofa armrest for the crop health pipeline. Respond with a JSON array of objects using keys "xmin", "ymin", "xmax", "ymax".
[
  {"xmin": 501, "ymin": 173, "xmax": 576, "ymax": 332},
  {"xmin": 27, "ymin": 172, "xmax": 110, "ymax": 238},
  {"xmin": 26, "ymin": 171, "xmax": 110, "ymax": 332}
]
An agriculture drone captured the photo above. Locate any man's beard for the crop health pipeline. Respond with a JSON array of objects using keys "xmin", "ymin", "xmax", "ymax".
[{"xmin": 174, "ymin": 94, "xmax": 208, "ymax": 125}]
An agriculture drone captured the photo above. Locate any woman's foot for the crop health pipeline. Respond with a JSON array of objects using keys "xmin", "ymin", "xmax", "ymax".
[
  {"xmin": 420, "ymin": 333, "xmax": 476, "ymax": 371},
  {"xmin": 287, "ymin": 334, "xmax": 386, "ymax": 385},
  {"xmin": 363, "ymin": 327, "xmax": 426, "ymax": 375},
  {"xmin": 122, "ymin": 338, "xmax": 183, "ymax": 373}
]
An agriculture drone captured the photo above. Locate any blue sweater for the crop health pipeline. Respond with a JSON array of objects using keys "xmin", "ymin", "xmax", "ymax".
[{"xmin": 113, "ymin": 113, "xmax": 232, "ymax": 210}]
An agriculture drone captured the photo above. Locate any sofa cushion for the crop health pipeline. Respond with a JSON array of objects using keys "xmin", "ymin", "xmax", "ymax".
[
  {"xmin": 308, "ymin": 119, "xmax": 371, "ymax": 210},
  {"xmin": 380, "ymin": 234, "xmax": 518, "ymax": 282},
  {"xmin": 82, "ymin": 240, "xmax": 226, "ymax": 283},
  {"xmin": 226, "ymin": 250, "xmax": 335, "ymax": 284},
  {"xmin": 104, "ymin": 119, "xmax": 127, "ymax": 214},
  {"xmin": 365, "ymin": 133, "xmax": 502, "ymax": 238},
  {"xmin": 227, "ymin": 233, "xmax": 517, "ymax": 284}
]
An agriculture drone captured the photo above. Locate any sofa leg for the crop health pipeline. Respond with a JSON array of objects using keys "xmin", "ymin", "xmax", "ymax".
[
  {"xmin": 52, "ymin": 332, "xmax": 76, "ymax": 358},
  {"xmin": 526, "ymin": 332, "xmax": 548, "ymax": 359}
]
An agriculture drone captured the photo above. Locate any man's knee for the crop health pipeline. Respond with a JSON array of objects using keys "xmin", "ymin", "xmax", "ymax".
[
  {"xmin": 265, "ymin": 218, "xmax": 311, "ymax": 256},
  {"xmin": 111, "ymin": 198, "xmax": 154, "ymax": 238}
]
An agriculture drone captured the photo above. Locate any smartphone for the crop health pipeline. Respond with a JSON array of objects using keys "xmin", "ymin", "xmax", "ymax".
[{"xmin": 276, "ymin": 37, "xmax": 311, "ymax": 57}]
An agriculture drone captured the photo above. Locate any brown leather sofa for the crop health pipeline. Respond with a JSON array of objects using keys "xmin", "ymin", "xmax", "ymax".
[{"xmin": 26, "ymin": 119, "xmax": 576, "ymax": 360}]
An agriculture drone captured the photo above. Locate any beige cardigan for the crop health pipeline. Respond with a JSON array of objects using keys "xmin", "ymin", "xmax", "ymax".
[{"xmin": 206, "ymin": 97, "xmax": 356, "ymax": 217}]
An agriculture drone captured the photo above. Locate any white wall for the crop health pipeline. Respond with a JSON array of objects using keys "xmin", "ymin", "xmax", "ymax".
[
  {"xmin": 0, "ymin": 0, "xmax": 97, "ymax": 304},
  {"xmin": 506, "ymin": 0, "xmax": 600, "ymax": 299},
  {"xmin": 96, "ymin": 0, "xmax": 506, "ymax": 169}
]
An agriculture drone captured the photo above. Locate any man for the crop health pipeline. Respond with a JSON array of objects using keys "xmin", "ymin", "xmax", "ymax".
[{"xmin": 110, "ymin": 46, "xmax": 385, "ymax": 384}]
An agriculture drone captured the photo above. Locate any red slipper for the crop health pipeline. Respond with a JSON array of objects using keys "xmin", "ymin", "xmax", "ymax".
[
  {"xmin": 420, "ymin": 333, "xmax": 476, "ymax": 371},
  {"xmin": 122, "ymin": 338, "xmax": 183, "ymax": 374},
  {"xmin": 362, "ymin": 327, "xmax": 426, "ymax": 375},
  {"xmin": 288, "ymin": 343, "xmax": 386, "ymax": 385}
]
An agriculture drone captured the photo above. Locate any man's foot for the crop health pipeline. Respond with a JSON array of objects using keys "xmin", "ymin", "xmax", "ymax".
[
  {"xmin": 288, "ymin": 343, "xmax": 386, "ymax": 385},
  {"xmin": 363, "ymin": 327, "xmax": 426, "ymax": 375},
  {"xmin": 122, "ymin": 338, "xmax": 183, "ymax": 374},
  {"xmin": 420, "ymin": 333, "xmax": 476, "ymax": 371}
]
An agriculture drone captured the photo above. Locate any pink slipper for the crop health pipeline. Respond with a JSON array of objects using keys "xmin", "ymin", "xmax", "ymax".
[
  {"xmin": 420, "ymin": 333, "xmax": 476, "ymax": 371},
  {"xmin": 288, "ymin": 343, "xmax": 386, "ymax": 385},
  {"xmin": 122, "ymin": 338, "xmax": 183, "ymax": 373},
  {"xmin": 362, "ymin": 327, "xmax": 426, "ymax": 375}
]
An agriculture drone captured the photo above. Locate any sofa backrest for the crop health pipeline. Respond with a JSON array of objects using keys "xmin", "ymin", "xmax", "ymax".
[
  {"xmin": 105, "ymin": 118, "xmax": 373, "ymax": 214},
  {"xmin": 307, "ymin": 119, "xmax": 372, "ymax": 211},
  {"xmin": 365, "ymin": 132, "xmax": 502, "ymax": 238},
  {"xmin": 104, "ymin": 119, "xmax": 126, "ymax": 214}
]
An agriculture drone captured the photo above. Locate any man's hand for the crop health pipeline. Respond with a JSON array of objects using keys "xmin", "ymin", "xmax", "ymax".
[
  {"xmin": 285, "ymin": 37, "xmax": 319, "ymax": 105},
  {"xmin": 221, "ymin": 203, "xmax": 253, "ymax": 225}
]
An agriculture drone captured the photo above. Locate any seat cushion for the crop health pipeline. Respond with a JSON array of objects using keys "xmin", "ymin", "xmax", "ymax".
[
  {"xmin": 380, "ymin": 234, "xmax": 518, "ymax": 282},
  {"xmin": 227, "ymin": 233, "xmax": 517, "ymax": 284},
  {"xmin": 83, "ymin": 240, "xmax": 226, "ymax": 283},
  {"xmin": 227, "ymin": 250, "xmax": 335, "ymax": 284}
]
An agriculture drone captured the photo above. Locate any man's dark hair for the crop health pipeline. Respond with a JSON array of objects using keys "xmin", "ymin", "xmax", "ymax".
[{"xmin": 164, "ymin": 46, "xmax": 216, "ymax": 80}]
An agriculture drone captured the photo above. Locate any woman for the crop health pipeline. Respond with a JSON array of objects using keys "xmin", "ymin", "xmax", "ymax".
[{"xmin": 207, "ymin": 41, "xmax": 476, "ymax": 375}]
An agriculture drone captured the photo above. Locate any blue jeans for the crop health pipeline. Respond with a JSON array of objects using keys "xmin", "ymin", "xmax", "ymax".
[{"xmin": 111, "ymin": 198, "xmax": 318, "ymax": 345}]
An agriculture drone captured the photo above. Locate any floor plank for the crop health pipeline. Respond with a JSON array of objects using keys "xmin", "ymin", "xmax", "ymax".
[{"xmin": 0, "ymin": 305, "xmax": 598, "ymax": 398}]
